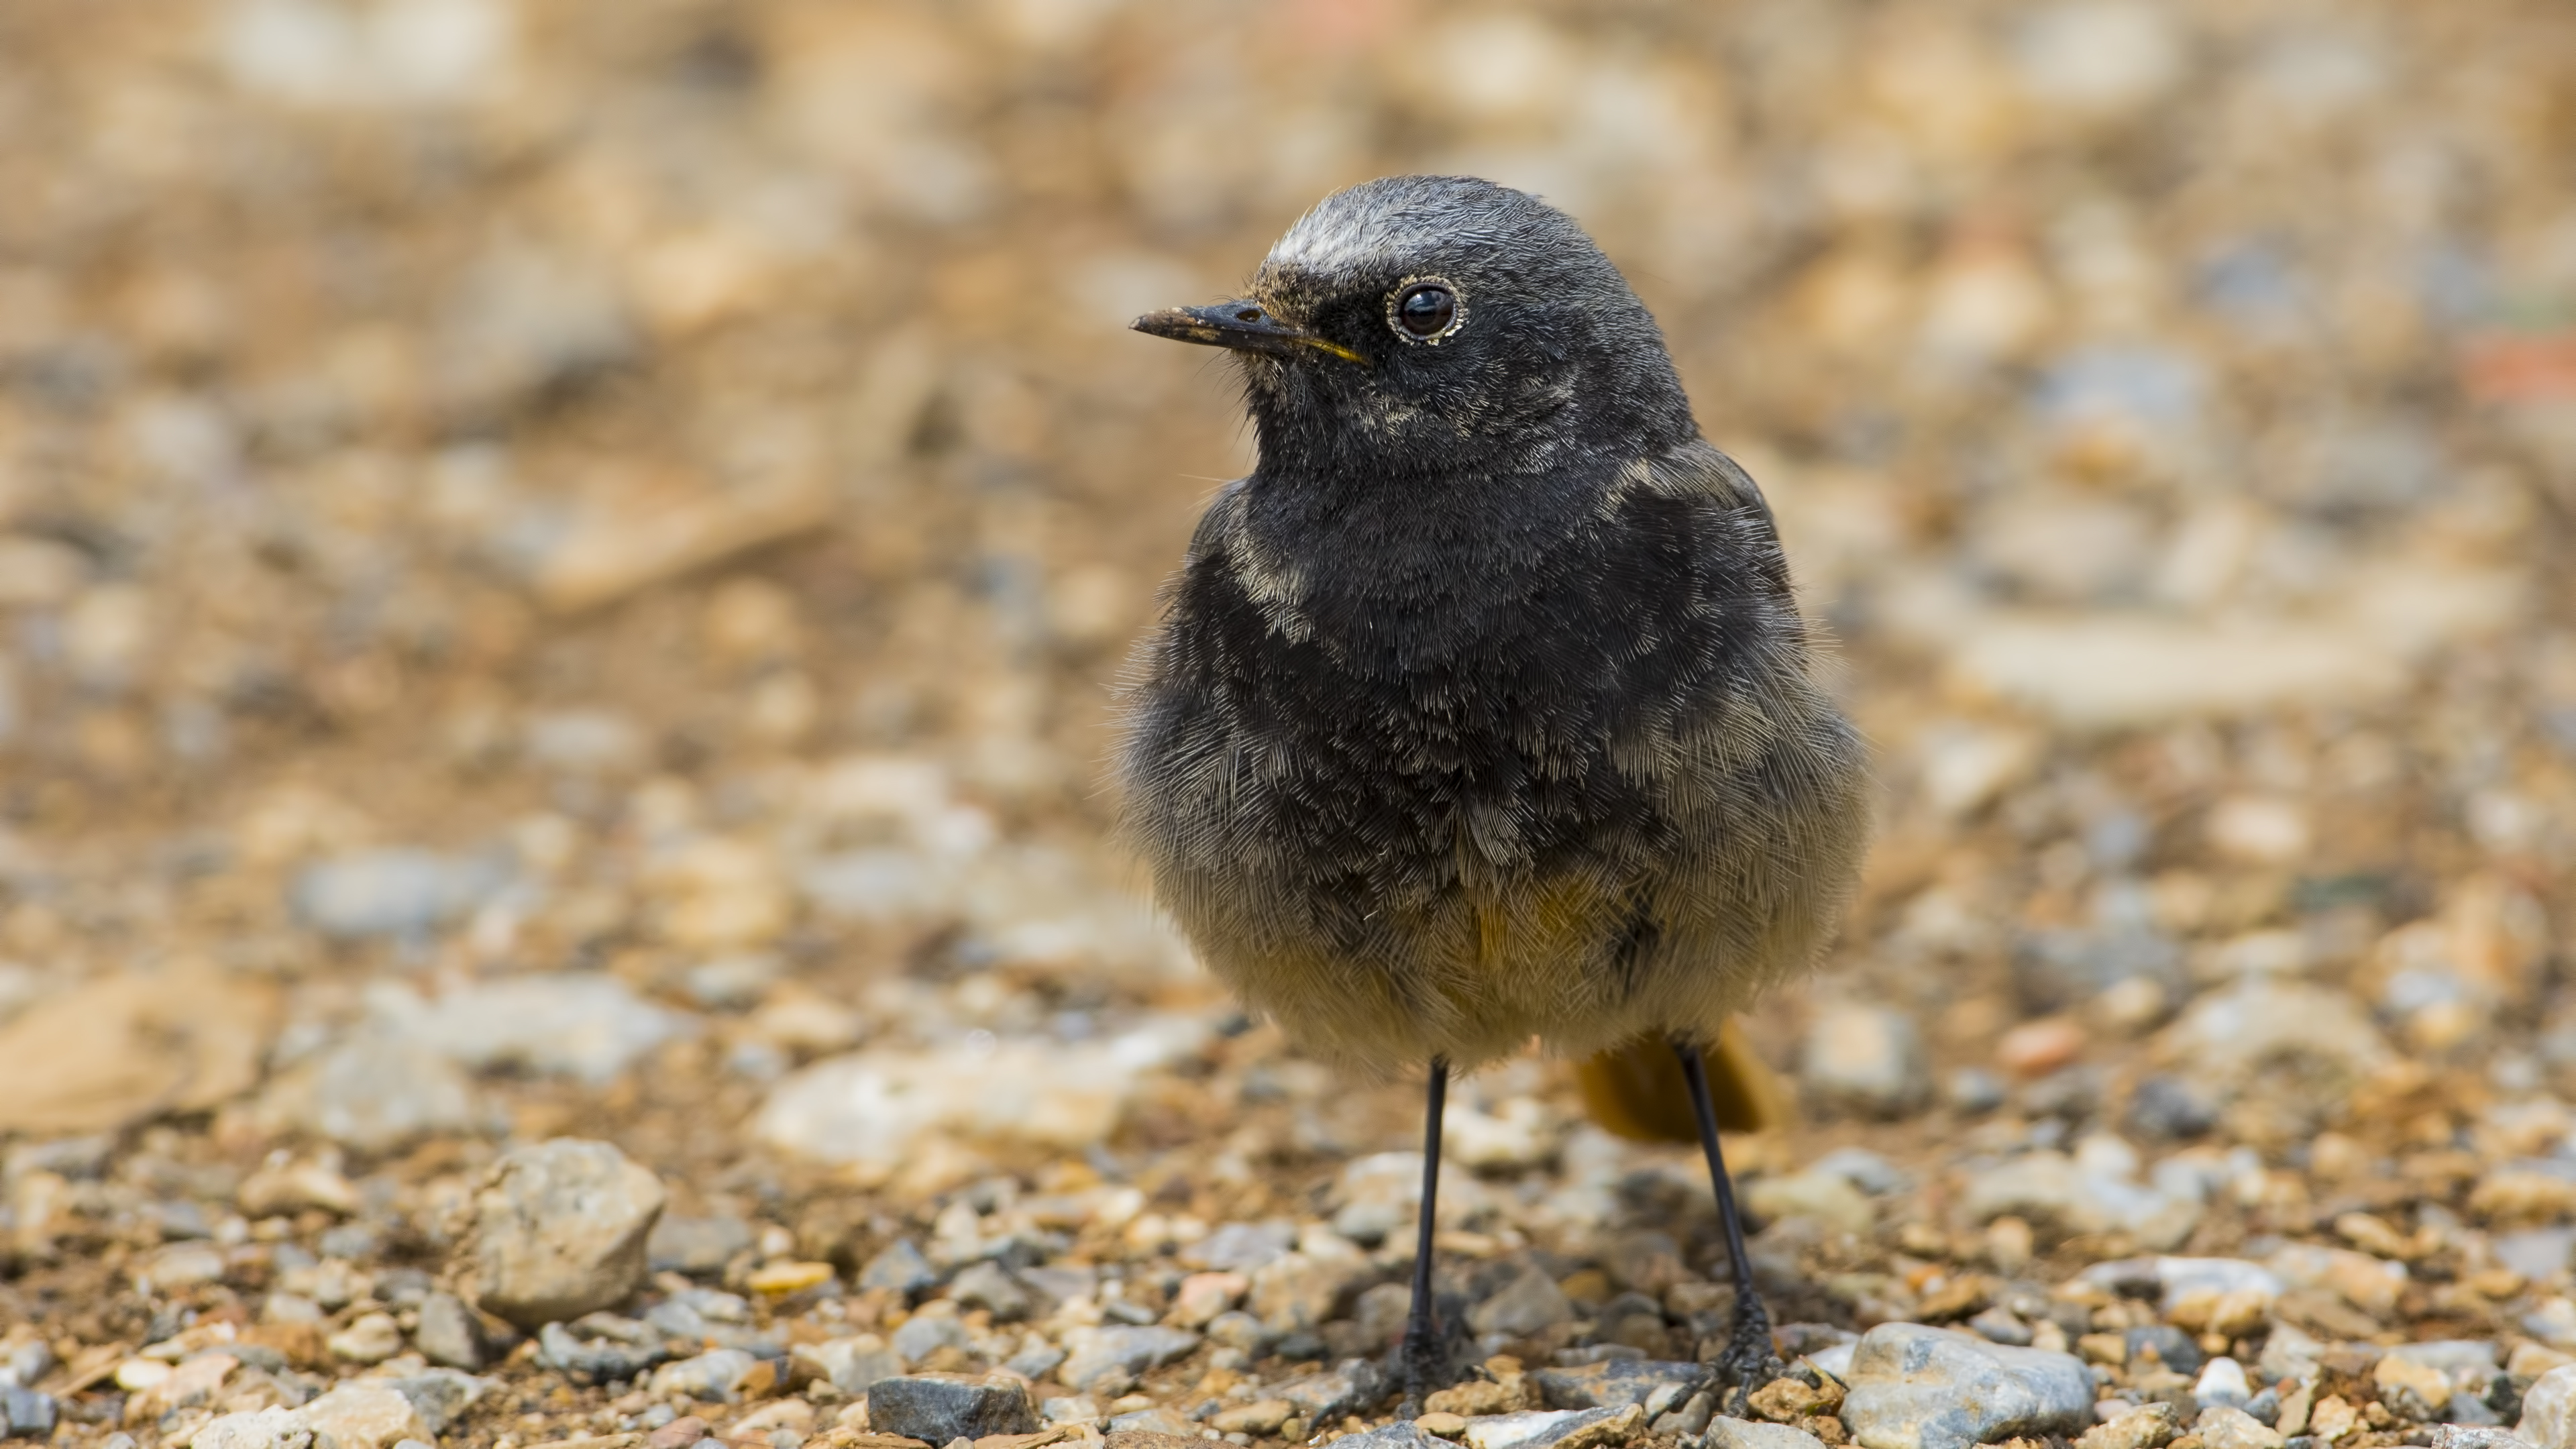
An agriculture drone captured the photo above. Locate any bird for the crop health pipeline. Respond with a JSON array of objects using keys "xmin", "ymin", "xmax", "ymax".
[{"xmin": 1116, "ymin": 175, "xmax": 1868, "ymax": 1403}]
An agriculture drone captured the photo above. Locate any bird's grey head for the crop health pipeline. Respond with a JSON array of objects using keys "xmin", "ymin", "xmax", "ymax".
[{"xmin": 1134, "ymin": 176, "xmax": 1699, "ymax": 482}]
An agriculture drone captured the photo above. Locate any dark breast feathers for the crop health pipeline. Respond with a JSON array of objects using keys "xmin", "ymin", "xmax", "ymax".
[{"xmin": 1116, "ymin": 441, "xmax": 1868, "ymax": 1071}]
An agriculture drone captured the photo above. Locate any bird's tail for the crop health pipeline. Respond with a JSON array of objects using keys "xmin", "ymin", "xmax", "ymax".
[{"xmin": 1574, "ymin": 1020, "xmax": 1788, "ymax": 1140}]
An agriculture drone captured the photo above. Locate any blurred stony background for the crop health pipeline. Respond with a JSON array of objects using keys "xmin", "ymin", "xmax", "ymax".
[{"xmin": 1, "ymin": 3, "xmax": 2574, "ymax": 1449}]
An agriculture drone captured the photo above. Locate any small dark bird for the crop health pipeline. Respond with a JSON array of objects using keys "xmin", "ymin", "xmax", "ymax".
[{"xmin": 1118, "ymin": 176, "xmax": 1868, "ymax": 1402}]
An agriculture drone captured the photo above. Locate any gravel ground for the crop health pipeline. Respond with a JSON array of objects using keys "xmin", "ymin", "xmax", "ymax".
[{"xmin": 2, "ymin": 5, "xmax": 2575, "ymax": 1449}]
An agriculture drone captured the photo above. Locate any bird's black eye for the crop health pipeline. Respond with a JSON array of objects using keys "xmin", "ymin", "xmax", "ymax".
[{"xmin": 1389, "ymin": 281, "xmax": 1461, "ymax": 341}]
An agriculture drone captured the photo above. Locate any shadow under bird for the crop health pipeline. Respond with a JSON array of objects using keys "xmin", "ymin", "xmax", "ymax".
[{"xmin": 1118, "ymin": 175, "xmax": 1868, "ymax": 1403}]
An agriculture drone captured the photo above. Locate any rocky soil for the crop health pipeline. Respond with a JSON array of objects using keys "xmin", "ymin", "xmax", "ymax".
[{"xmin": 2, "ymin": 5, "xmax": 2575, "ymax": 1449}]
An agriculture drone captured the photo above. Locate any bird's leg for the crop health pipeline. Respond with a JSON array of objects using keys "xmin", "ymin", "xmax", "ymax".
[
  {"xmin": 1398, "ymin": 1057, "xmax": 1452, "ymax": 1409},
  {"xmin": 1672, "ymin": 1034, "xmax": 1783, "ymax": 1413}
]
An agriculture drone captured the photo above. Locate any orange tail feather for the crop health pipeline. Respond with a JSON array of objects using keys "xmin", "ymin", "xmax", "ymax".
[{"xmin": 1574, "ymin": 1020, "xmax": 1788, "ymax": 1141}]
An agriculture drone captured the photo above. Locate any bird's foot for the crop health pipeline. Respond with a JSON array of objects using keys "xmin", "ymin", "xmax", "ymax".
[
  {"xmin": 1714, "ymin": 1301, "xmax": 1784, "ymax": 1417},
  {"xmin": 1395, "ymin": 1312, "xmax": 1456, "ymax": 1415}
]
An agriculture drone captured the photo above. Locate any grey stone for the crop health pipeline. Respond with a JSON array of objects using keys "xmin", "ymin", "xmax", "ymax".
[
  {"xmin": 2022, "ymin": 1067, "xmax": 2106, "ymax": 1122},
  {"xmin": 647, "ymin": 1216, "xmax": 755, "ymax": 1277},
  {"xmin": 2, "ymin": 1385, "xmax": 57, "ymax": 1439},
  {"xmin": 2390, "ymin": 1343, "xmax": 2504, "ymax": 1374},
  {"xmin": 2, "ymin": 1135, "xmax": 111, "ymax": 1180},
  {"xmin": 1183, "ymin": 1220, "xmax": 1297, "ymax": 1272},
  {"xmin": 327, "ymin": 1311, "xmax": 405, "ymax": 1364},
  {"xmin": 1340, "ymin": 1281, "xmax": 1414, "ymax": 1355},
  {"xmin": 537, "ymin": 1322, "xmax": 672, "ymax": 1383},
  {"xmin": 1705, "ymin": 1419, "xmax": 1832, "ymax": 1449},
  {"xmin": 1059, "ymin": 1325, "xmax": 1201, "ymax": 1391},
  {"xmin": 297, "ymin": 1382, "xmax": 433, "ymax": 1449},
  {"xmin": 380, "ymin": 1267, "xmax": 442, "ymax": 1304},
  {"xmin": 2428, "ymin": 1431, "xmax": 2539, "ymax": 1449},
  {"xmin": 864, "ymin": 1375, "xmax": 1039, "ymax": 1442},
  {"xmin": 2517, "ymin": 1365, "xmax": 2576, "ymax": 1449},
  {"xmin": 647, "ymin": 1349, "xmax": 762, "ymax": 1403},
  {"xmin": 1534, "ymin": 1358, "xmax": 1711, "ymax": 1414},
  {"xmin": 950, "ymin": 1261, "xmax": 1035, "ymax": 1321},
  {"xmin": 1843, "ymin": 1323, "xmax": 2096, "ymax": 1449},
  {"xmin": 2196, "ymin": 1406, "xmax": 2286, "ymax": 1449},
  {"xmin": 1333, "ymin": 1426, "xmax": 1446, "ymax": 1449},
  {"xmin": 292, "ymin": 849, "xmax": 511, "ymax": 941},
  {"xmin": 2158, "ymin": 981, "xmax": 2392, "ymax": 1097},
  {"xmin": 892, "ymin": 1313, "xmax": 971, "ymax": 1366},
  {"xmin": 1782, "ymin": 1324, "xmax": 1860, "ymax": 1361},
  {"xmin": 470, "ymin": 1138, "xmax": 665, "ymax": 1330},
  {"xmin": 1332, "ymin": 1201, "xmax": 1406, "ymax": 1246},
  {"xmin": 794, "ymin": 1336, "xmax": 904, "ymax": 1395},
  {"xmin": 862, "ymin": 1239, "xmax": 941, "ymax": 1297},
  {"xmin": 1944, "ymin": 1069, "xmax": 2008, "ymax": 1115},
  {"xmin": 1106, "ymin": 1407, "xmax": 1199, "ymax": 1436},
  {"xmin": 381, "ymin": 1371, "xmax": 490, "ymax": 1436},
  {"xmin": 2497, "ymin": 1231, "xmax": 2576, "ymax": 1283},
  {"xmin": 644, "ymin": 1288, "xmax": 755, "ymax": 1344},
  {"xmin": 0, "ymin": 1338, "xmax": 51, "ymax": 1391},
  {"xmin": 2127, "ymin": 1326, "xmax": 2205, "ymax": 1377},
  {"xmin": 1040, "ymin": 1397, "xmax": 1099, "ymax": 1427},
  {"xmin": 1810, "ymin": 1148, "xmax": 1911, "ymax": 1196},
  {"xmin": 192, "ymin": 1408, "xmax": 313, "ymax": 1449},
  {"xmin": 1960, "ymin": 1156, "xmax": 2203, "ymax": 1252},
  {"xmin": 433, "ymin": 239, "xmax": 638, "ymax": 422},
  {"xmin": 1807, "ymin": 1343, "xmax": 1858, "ymax": 1380},
  {"xmin": 1019, "ymin": 1265, "xmax": 1097, "ymax": 1305},
  {"xmin": 1005, "ymin": 1341, "xmax": 1067, "ymax": 1381},
  {"xmin": 572, "ymin": 1311, "xmax": 657, "ymax": 1342},
  {"xmin": 143, "ymin": 1242, "xmax": 230, "ymax": 1291},
  {"xmin": 317, "ymin": 1222, "xmax": 380, "ymax": 1262},
  {"xmin": 229, "ymin": 1345, "xmax": 296, "ymax": 1378},
  {"xmin": 266, "ymin": 1293, "xmax": 328, "ymax": 1326},
  {"xmin": 680, "ymin": 955, "xmax": 783, "ymax": 1010},
  {"xmin": 2127, "ymin": 1077, "xmax": 2222, "ymax": 1140},
  {"xmin": 1656, "ymin": 1390, "xmax": 1718, "ymax": 1437},
  {"xmin": 2449, "ymin": 1397, "xmax": 2505, "ymax": 1429},
  {"xmin": 260, "ymin": 1037, "xmax": 480, "ymax": 1153},
  {"xmin": 2013, "ymin": 925, "xmax": 2184, "ymax": 1016},
  {"xmin": 1250, "ymin": 1249, "xmax": 1378, "ymax": 1334},
  {"xmin": 153, "ymin": 1199, "xmax": 217, "ymax": 1241},
  {"xmin": 2145, "ymin": 1258, "xmax": 2286, "ymax": 1313},
  {"xmin": 2194, "ymin": 1358, "xmax": 2252, "ymax": 1410},
  {"xmin": 1459, "ymin": 1407, "xmax": 1635, "ymax": 1449},
  {"xmin": 519, "ymin": 710, "xmax": 649, "ymax": 777},
  {"xmin": 398, "ymin": 975, "xmax": 693, "ymax": 1085},
  {"xmin": 1468, "ymin": 1264, "xmax": 1575, "ymax": 1337},
  {"xmin": 1968, "ymin": 1307, "xmax": 2034, "ymax": 1347},
  {"xmin": 1205, "ymin": 1311, "xmax": 1272, "ymax": 1353},
  {"xmin": 1801, "ymin": 1004, "xmax": 1929, "ymax": 1118},
  {"xmin": 1273, "ymin": 1358, "xmax": 1384, "ymax": 1424}
]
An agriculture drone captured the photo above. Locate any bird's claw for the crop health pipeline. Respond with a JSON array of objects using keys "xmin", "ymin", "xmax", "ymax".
[
  {"xmin": 1715, "ymin": 1303, "xmax": 1783, "ymax": 1415},
  {"xmin": 1400, "ymin": 1324, "xmax": 1450, "ymax": 1406}
]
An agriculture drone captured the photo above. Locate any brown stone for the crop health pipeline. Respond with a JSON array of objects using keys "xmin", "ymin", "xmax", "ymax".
[
  {"xmin": 1211, "ymin": 1401, "xmax": 1295, "ymax": 1436},
  {"xmin": 1915, "ymin": 1274, "xmax": 1999, "ymax": 1322},
  {"xmin": 645, "ymin": 1417, "xmax": 709, "ymax": 1449},
  {"xmin": 975, "ymin": 1430, "xmax": 1075, "ymax": 1449},
  {"xmin": 1749, "ymin": 1377, "xmax": 1841, "ymax": 1424},
  {"xmin": 0, "ymin": 965, "xmax": 276, "ymax": 1136}
]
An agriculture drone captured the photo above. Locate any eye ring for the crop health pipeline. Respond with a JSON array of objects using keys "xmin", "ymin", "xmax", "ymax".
[{"xmin": 1385, "ymin": 276, "xmax": 1466, "ymax": 344}]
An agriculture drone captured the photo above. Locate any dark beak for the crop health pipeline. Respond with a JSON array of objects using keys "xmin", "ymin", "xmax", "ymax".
[{"xmin": 1130, "ymin": 301, "xmax": 1369, "ymax": 366}]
